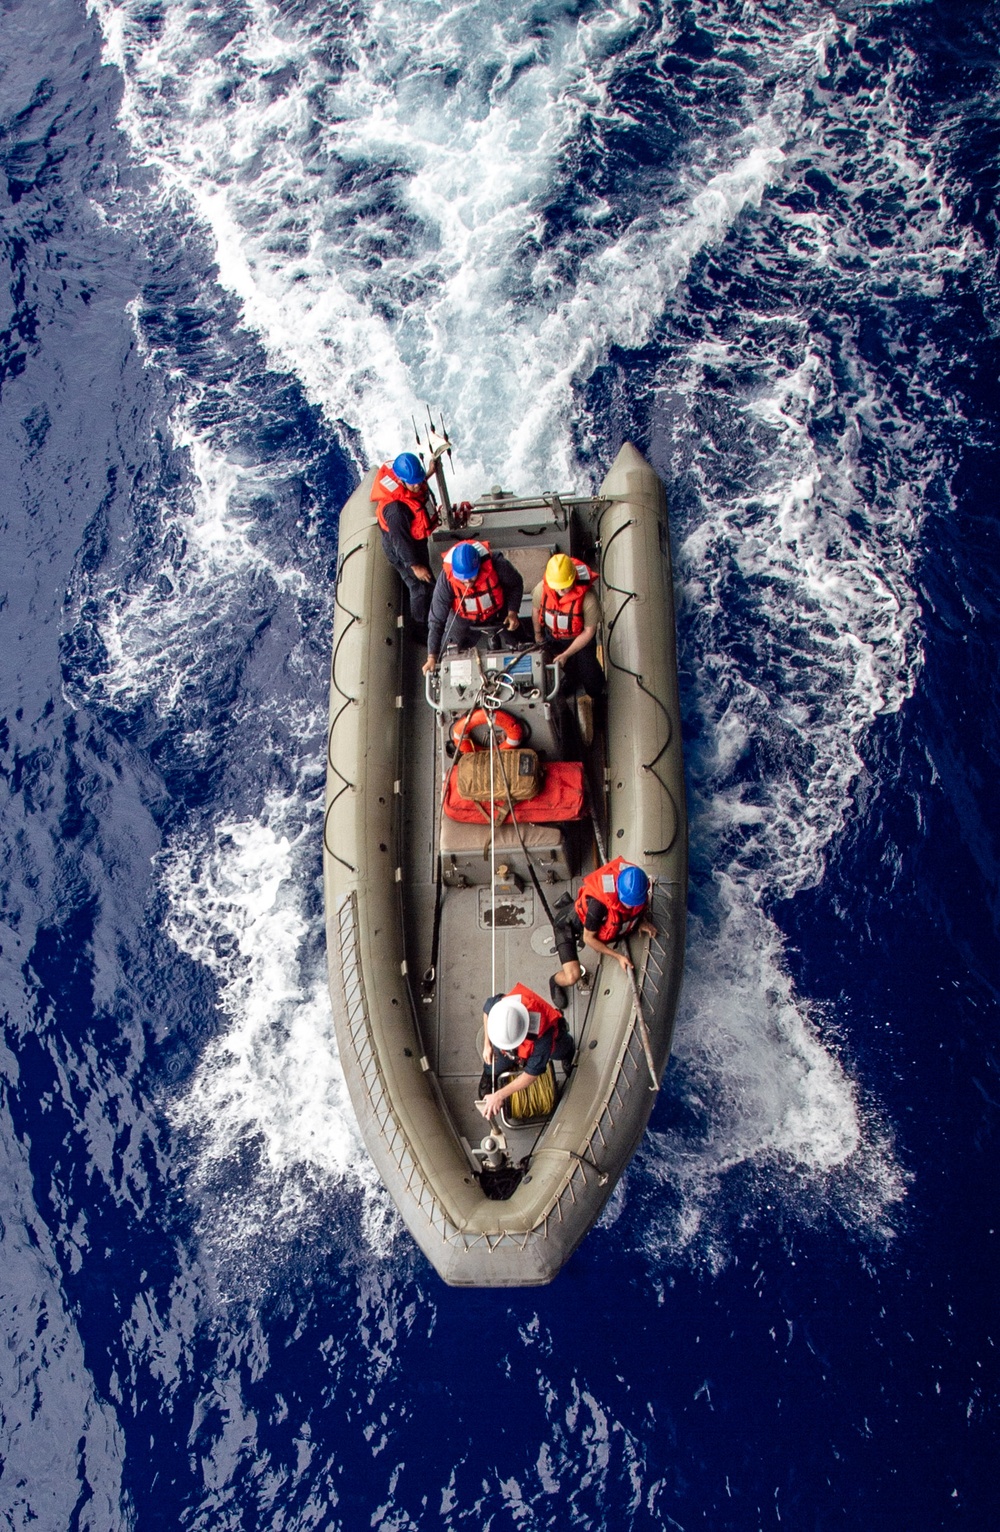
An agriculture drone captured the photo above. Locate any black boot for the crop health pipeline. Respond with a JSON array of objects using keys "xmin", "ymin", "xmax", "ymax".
[
  {"xmin": 549, "ymin": 975, "xmax": 569, "ymax": 1009},
  {"xmin": 557, "ymin": 1038, "xmax": 576, "ymax": 1077}
]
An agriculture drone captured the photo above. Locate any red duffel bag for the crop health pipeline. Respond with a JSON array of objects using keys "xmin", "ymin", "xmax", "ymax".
[{"xmin": 443, "ymin": 759, "xmax": 586, "ymax": 824}]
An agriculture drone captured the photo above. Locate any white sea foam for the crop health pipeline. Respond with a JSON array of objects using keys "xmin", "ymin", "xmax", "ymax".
[
  {"xmin": 88, "ymin": 0, "xmax": 813, "ymax": 489},
  {"xmin": 84, "ymin": 0, "xmax": 974, "ymax": 1262},
  {"xmin": 161, "ymin": 793, "xmax": 401, "ymax": 1259},
  {"xmin": 97, "ymin": 410, "xmax": 277, "ymax": 716},
  {"xmin": 638, "ymin": 331, "xmax": 924, "ymax": 1252}
]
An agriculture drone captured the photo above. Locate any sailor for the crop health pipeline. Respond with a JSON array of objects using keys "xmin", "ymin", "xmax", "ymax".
[
  {"xmin": 476, "ymin": 984, "xmax": 575, "ymax": 1121},
  {"xmin": 531, "ymin": 552, "xmax": 605, "ymax": 699},
  {"xmin": 371, "ymin": 452, "xmax": 440, "ymax": 633},
  {"xmin": 422, "ymin": 539, "xmax": 524, "ymax": 673},
  {"xmin": 550, "ymin": 858, "xmax": 656, "ymax": 1004}
]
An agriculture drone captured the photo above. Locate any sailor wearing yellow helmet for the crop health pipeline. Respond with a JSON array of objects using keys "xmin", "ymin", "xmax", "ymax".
[{"xmin": 531, "ymin": 552, "xmax": 605, "ymax": 700}]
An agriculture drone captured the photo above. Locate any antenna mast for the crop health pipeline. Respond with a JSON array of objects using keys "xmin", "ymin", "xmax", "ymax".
[{"xmin": 413, "ymin": 409, "xmax": 455, "ymax": 526}]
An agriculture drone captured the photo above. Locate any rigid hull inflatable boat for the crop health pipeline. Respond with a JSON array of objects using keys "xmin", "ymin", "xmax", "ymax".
[{"xmin": 324, "ymin": 441, "xmax": 686, "ymax": 1285}]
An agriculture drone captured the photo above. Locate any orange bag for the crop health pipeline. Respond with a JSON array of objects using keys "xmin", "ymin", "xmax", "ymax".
[{"xmin": 443, "ymin": 760, "xmax": 586, "ymax": 824}]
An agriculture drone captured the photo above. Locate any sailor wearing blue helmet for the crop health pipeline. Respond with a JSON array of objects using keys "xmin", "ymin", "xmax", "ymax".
[
  {"xmin": 549, "ymin": 857, "xmax": 657, "ymax": 1006},
  {"xmin": 422, "ymin": 538, "xmax": 524, "ymax": 673},
  {"xmin": 371, "ymin": 451, "xmax": 440, "ymax": 634}
]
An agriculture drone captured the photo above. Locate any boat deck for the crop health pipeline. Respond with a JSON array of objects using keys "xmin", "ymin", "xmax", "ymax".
[{"xmin": 398, "ymin": 635, "xmax": 600, "ymax": 1163}]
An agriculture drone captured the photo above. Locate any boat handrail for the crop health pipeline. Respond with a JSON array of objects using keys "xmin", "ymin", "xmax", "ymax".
[
  {"xmin": 466, "ymin": 492, "xmax": 611, "ymax": 516},
  {"xmin": 424, "ymin": 650, "xmax": 559, "ymax": 710}
]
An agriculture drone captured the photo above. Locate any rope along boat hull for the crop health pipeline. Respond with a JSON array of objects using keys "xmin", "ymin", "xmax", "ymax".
[{"xmin": 324, "ymin": 444, "xmax": 686, "ymax": 1285}]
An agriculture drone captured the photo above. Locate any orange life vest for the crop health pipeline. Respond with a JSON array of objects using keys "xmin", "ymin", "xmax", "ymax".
[
  {"xmin": 502, "ymin": 983, "xmax": 564, "ymax": 1063},
  {"xmin": 371, "ymin": 463, "xmax": 439, "ymax": 542},
  {"xmin": 442, "ymin": 541, "xmax": 505, "ymax": 623},
  {"xmin": 540, "ymin": 559, "xmax": 597, "ymax": 638},
  {"xmin": 574, "ymin": 856, "xmax": 646, "ymax": 943}
]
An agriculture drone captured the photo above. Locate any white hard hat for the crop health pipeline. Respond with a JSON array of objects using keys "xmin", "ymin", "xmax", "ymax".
[{"xmin": 487, "ymin": 997, "xmax": 530, "ymax": 1050}]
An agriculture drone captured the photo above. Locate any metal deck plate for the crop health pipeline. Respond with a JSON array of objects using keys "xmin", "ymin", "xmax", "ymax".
[
  {"xmin": 478, "ymin": 887, "xmax": 535, "ymax": 930},
  {"xmin": 530, "ymin": 923, "xmax": 558, "ymax": 958}
]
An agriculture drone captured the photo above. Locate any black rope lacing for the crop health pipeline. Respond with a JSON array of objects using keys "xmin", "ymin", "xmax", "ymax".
[
  {"xmin": 597, "ymin": 508, "xmax": 679, "ymax": 857},
  {"xmin": 324, "ymin": 540, "xmax": 367, "ymax": 873}
]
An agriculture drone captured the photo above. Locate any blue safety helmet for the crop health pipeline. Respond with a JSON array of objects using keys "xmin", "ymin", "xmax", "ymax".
[
  {"xmin": 392, "ymin": 452, "xmax": 425, "ymax": 486},
  {"xmin": 451, "ymin": 541, "xmax": 481, "ymax": 580},
  {"xmin": 616, "ymin": 864, "xmax": 649, "ymax": 907}
]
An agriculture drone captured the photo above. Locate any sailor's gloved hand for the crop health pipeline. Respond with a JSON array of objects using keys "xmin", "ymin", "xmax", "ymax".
[{"xmin": 477, "ymin": 1093, "xmax": 502, "ymax": 1120}]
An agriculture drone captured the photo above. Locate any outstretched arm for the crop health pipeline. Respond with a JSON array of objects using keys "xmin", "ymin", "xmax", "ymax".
[
  {"xmin": 583, "ymin": 928, "xmax": 633, "ymax": 972},
  {"xmin": 495, "ymin": 553, "xmax": 524, "ymax": 619},
  {"xmin": 477, "ymin": 1070, "xmax": 533, "ymax": 1120},
  {"xmin": 425, "ymin": 572, "xmax": 452, "ymax": 664}
]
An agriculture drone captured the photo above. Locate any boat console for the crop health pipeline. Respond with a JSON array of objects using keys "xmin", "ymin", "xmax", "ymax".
[{"xmin": 426, "ymin": 643, "xmax": 564, "ymax": 757}]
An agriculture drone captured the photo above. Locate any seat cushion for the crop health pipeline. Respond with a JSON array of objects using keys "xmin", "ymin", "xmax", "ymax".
[{"xmin": 439, "ymin": 818, "xmax": 565, "ymax": 856}]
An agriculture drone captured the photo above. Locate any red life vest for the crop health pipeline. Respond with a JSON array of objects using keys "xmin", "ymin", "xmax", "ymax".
[
  {"xmin": 540, "ymin": 559, "xmax": 597, "ymax": 638},
  {"xmin": 503, "ymin": 983, "xmax": 564, "ymax": 1063},
  {"xmin": 442, "ymin": 541, "xmax": 505, "ymax": 623},
  {"xmin": 371, "ymin": 463, "xmax": 439, "ymax": 542},
  {"xmin": 574, "ymin": 856, "xmax": 646, "ymax": 944}
]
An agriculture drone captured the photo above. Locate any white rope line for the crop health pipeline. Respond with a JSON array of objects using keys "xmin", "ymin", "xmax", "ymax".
[{"xmin": 488, "ymin": 707, "xmax": 497, "ymax": 1002}]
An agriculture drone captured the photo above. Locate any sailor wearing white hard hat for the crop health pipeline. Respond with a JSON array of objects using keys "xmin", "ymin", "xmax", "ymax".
[{"xmin": 476, "ymin": 985, "xmax": 575, "ymax": 1121}]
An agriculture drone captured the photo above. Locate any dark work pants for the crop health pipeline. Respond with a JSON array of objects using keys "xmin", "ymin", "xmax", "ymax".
[
  {"xmin": 550, "ymin": 636, "xmax": 606, "ymax": 698},
  {"xmin": 380, "ymin": 530, "xmax": 431, "ymax": 625},
  {"xmin": 441, "ymin": 614, "xmax": 521, "ymax": 652}
]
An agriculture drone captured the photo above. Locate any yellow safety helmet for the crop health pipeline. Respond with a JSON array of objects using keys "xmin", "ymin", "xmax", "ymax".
[{"xmin": 545, "ymin": 553, "xmax": 577, "ymax": 591}]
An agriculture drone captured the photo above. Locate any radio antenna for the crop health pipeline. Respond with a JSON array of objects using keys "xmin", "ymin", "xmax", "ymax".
[{"xmin": 424, "ymin": 407, "xmax": 453, "ymax": 522}]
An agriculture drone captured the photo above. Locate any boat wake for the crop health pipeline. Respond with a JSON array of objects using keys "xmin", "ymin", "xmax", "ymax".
[{"xmin": 80, "ymin": 0, "xmax": 977, "ymax": 1274}]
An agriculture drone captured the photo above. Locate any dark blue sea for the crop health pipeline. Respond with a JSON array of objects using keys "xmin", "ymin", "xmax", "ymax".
[{"xmin": 1, "ymin": 1, "xmax": 997, "ymax": 1526}]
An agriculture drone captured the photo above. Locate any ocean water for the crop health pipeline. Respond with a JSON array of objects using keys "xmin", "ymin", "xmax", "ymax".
[{"xmin": 0, "ymin": 0, "xmax": 996, "ymax": 1526}]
